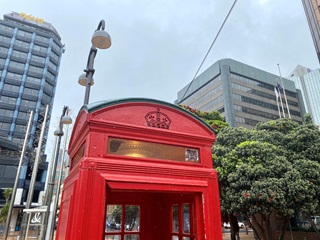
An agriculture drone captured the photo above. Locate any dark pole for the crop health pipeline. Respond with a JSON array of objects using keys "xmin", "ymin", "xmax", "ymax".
[
  {"xmin": 83, "ymin": 19, "xmax": 108, "ymax": 105},
  {"xmin": 83, "ymin": 46, "xmax": 97, "ymax": 105}
]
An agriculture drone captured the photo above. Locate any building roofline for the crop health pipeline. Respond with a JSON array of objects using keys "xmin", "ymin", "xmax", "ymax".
[{"xmin": 3, "ymin": 11, "xmax": 61, "ymax": 40}]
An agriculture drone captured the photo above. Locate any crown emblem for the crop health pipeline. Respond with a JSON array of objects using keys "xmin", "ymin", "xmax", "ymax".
[{"xmin": 145, "ymin": 108, "xmax": 172, "ymax": 129}]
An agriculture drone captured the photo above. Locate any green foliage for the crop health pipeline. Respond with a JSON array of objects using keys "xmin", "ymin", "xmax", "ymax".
[
  {"xmin": 213, "ymin": 118, "xmax": 320, "ymax": 239},
  {"xmin": 0, "ymin": 202, "xmax": 9, "ymax": 224},
  {"xmin": 255, "ymin": 118, "xmax": 298, "ymax": 134},
  {"xmin": 3, "ymin": 188, "xmax": 12, "ymax": 203},
  {"xmin": 179, "ymin": 105, "xmax": 228, "ymax": 133},
  {"xmin": 0, "ymin": 188, "xmax": 12, "ymax": 224},
  {"xmin": 303, "ymin": 113, "xmax": 313, "ymax": 125}
]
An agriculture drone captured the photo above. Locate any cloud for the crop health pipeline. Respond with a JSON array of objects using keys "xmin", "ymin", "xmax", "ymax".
[{"xmin": 258, "ymin": 0, "xmax": 270, "ymax": 5}]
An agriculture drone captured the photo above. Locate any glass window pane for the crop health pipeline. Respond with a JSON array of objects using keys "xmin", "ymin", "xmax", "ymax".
[
  {"xmin": 105, "ymin": 236, "xmax": 121, "ymax": 240},
  {"xmin": 125, "ymin": 205, "xmax": 140, "ymax": 232},
  {"xmin": 107, "ymin": 137, "xmax": 199, "ymax": 163},
  {"xmin": 183, "ymin": 237, "xmax": 190, "ymax": 240},
  {"xmin": 172, "ymin": 236, "xmax": 179, "ymax": 240},
  {"xmin": 183, "ymin": 204, "xmax": 190, "ymax": 233},
  {"xmin": 124, "ymin": 235, "xmax": 139, "ymax": 240},
  {"xmin": 106, "ymin": 205, "xmax": 122, "ymax": 232},
  {"xmin": 172, "ymin": 205, "xmax": 179, "ymax": 233}
]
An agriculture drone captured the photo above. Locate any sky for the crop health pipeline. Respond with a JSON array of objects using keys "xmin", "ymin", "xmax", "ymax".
[{"xmin": 1, "ymin": 0, "xmax": 319, "ymax": 156}]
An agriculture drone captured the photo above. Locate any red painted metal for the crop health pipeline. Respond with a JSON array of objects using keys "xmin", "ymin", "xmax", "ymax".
[{"xmin": 56, "ymin": 99, "xmax": 222, "ymax": 240}]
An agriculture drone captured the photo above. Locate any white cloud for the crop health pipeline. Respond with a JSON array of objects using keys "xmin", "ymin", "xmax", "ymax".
[{"xmin": 258, "ymin": 0, "xmax": 270, "ymax": 5}]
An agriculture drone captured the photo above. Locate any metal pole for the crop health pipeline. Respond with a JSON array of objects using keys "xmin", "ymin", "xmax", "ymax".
[
  {"xmin": 19, "ymin": 105, "xmax": 49, "ymax": 240},
  {"xmin": 41, "ymin": 106, "xmax": 68, "ymax": 240},
  {"xmin": 3, "ymin": 111, "xmax": 33, "ymax": 239},
  {"xmin": 44, "ymin": 136, "xmax": 58, "ymax": 194},
  {"xmin": 41, "ymin": 134, "xmax": 58, "ymax": 218},
  {"xmin": 83, "ymin": 46, "xmax": 97, "ymax": 105},
  {"xmin": 48, "ymin": 123, "xmax": 70, "ymax": 240},
  {"xmin": 277, "ymin": 78, "xmax": 286, "ymax": 118},
  {"xmin": 276, "ymin": 96, "xmax": 281, "ymax": 118},
  {"xmin": 277, "ymin": 63, "xmax": 291, "ymax": 119}
]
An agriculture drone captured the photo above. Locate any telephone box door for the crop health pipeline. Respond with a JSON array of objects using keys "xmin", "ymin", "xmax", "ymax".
[{"xmin": 104, "ymin": 189, "xmax": 201, "ymax": 240}]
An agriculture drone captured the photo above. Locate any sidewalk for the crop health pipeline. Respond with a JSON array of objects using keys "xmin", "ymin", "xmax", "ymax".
[
  {"xmin": 1, "ymin": 230, "xmax": 254, "ymax": 240},
  {"xmin": 0, "ymin": 231, "xmax": 39, "ymax": 240},
  {"xmin": 223, "ymin": 230, "xmax": 255, "ymax": 240}
]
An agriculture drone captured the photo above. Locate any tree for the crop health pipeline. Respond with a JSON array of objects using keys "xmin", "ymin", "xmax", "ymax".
[
  {"xmin": 213, "ymin": 118, "xmax": 320, "ymax": 240},
  {"xmin": 0, "ymin": 188, "xmax": 12, "ymax": 224},
  {"xmin": 179, "ymin": 105, "xmax": 228, "ymax": 133}
]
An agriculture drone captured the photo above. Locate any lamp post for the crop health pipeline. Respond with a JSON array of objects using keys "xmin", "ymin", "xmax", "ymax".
[
  {"xmin": 40, "ymin": 106, "xmax": 72, "ymax": 240},
  {"xmin": 48, "ymin": 119, "xmax": 71, "ymax": 240},
  {"xmin": 79, "ymin": 19, "xmax": 111, "ymax": 105}
]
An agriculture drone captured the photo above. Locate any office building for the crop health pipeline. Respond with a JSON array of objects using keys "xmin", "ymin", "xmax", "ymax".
[
  {"xmin": 301, "ymin": 0, "xmax": 320, "ymax": 63},
  {"xmin": 176, "ymin": 58, "xmax": 304, "ymax": 129},
  {"xmin": 289, "ymin": 65, "xmax": 320, "ymax": 125},
  {"xmin": 0, "ymin": 11, "xmax": 63, "ymax": 229}
]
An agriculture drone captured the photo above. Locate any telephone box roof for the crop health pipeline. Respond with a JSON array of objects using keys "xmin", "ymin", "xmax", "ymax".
[{"xmin": 80, "ymin": 98, "xmax": 216, "ymax": 134}]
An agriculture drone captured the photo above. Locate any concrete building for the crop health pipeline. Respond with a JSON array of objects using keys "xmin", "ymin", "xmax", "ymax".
[
  {"xmin": 176, "ymin": 58, "xmax": 304, "ymax": 129},
  {"xmin": 0, "ymin": 12, "xmax": 63, "ymax": 230},
  {"xmin": 289, "ymin": 65, "xmax": 320, "ymax": 125},
  {"xmin": 301, "ymin": 0, "xmax": 320, "ymax": 63}
]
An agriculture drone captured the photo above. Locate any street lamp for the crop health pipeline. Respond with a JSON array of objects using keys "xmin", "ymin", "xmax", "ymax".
[
  {"xmin": 79, "ymin": 19, "xmax": 112, "ymax": 105},
  {"xmin": 40, "ymin": 106, "xmax": 72, "ymax": 240}
]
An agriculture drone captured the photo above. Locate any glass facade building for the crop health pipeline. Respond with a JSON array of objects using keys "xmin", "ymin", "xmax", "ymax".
[
  {"xmin": 0, "ymin": 11, "xmax": 63, "ymax": 217},
  {"xmin": 289, "ymin": 65, "xmax": 320, "ymax": 126},
  {"xmin": 302, "ymin": 0, "xmax": 320, "ymax": 63},
  {"xmin": 176, "ymin": 59, "xmax": 304, "ymax": 129}
]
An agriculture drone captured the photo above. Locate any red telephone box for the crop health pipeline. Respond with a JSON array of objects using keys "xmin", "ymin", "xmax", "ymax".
[{"xmin": 56, "ymin": 98, "xmax": 222, "ymax": 240}]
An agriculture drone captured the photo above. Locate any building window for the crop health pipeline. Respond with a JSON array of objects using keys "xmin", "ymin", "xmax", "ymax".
[
  {"xmin": 0, "ymin": 25, "xmax": 14, "ymax": 32},
  {"xmin": 3, "ymin": 83, "xmax": 20, "ymax": 93},
  {"xmin": 6, "ymin": 72, "xmax": 23, "ymax": 80},
  {"xmin": 48, "ymin": 60, "xmax": 58, "ymax": 71},
  {"xmin": 0, "ymin": 59, "xmax": 5, "ymax": 66},
  {"xmin": 12, "ymin": 50, "xmax": 28, "ymax": 59},
  {"xmin": 26, "ymin": 76, "xmax": 41, "ymax": 84},
  {"xmin": 31, "ymin": 55, "xmax": 45, "ymax": 64},
  {"xmin": 9, "ymin": 61, "xmax": 25, "ymax": 70},
  {"xmin": 0, "ymin": 109, "xmax": 14, "ymax": 117},
  {"xmin": 0, "ymin": 35, "xmax": 11, "ymax": 44},
  {"xmin": 50, "ymin": 51, "xmax": 59, "ymax": 62},
  {"xmin": 3, "ymin": 166, "xmax": 17, "ymax": 178},
  {"xmin": 0, "ymin": 122, "xmax": 10, "ymax": 131},
  {"xmin": 15, "ymin": 124, "xmax": 26, "ymax": 132},
  {"xmin": 17, "ymin": 30, "xmax": 32, "ymax": 38},
  {"xmin": 35, "ymin": 35, "xmax": 49, "ymax": 43},
  {"xmin": 23, "ymin": 88, "xmax": 39, "ymax": 97},
  {"xmin": 33, "ymin": 44, "xmax": 47, "ymax": 53},
  {"xmin": 29, "ymin": 65, "xmax": 44, "ymax": 74},
  {"xmin": 15, "ymin": 39, "xmax": 30, "ymax": 49},
  {"xmin": 0, "ymin": 95, "xmax": 16, "ymax": 105},
  {"xmin": 21, "ymin": 100, "xmax": 37, "ymax": 108},
  {"xmin": 46, "ymin": 71, "xmax": 56, "ymax": 82}
]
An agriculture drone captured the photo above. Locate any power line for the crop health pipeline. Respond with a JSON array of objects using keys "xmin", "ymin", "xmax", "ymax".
[{"xmin": 179, "ymin": 0, "xmax": 238, "ymax": 104}]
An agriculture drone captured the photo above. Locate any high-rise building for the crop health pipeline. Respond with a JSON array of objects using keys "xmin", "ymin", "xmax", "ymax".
[
  {"xmin": 301, "ymin": 0, "xmax": 320, "ymax": 63},
  {"xmin": 176, "ymin": 58, "xmax": 305, "ymax": 128},
  {"xmin": 288, "ymin": 65, "xmax": 320, "ymax": 125},
  {"xmin": 0, "ymin": 11, "xmax": 64, "ymax": 229}
]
